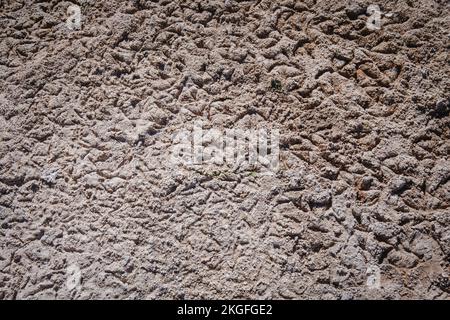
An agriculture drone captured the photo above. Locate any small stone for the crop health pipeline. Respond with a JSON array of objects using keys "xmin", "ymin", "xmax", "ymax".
[
  {"xmin": 387, "ymin": 250, "xmax": 419, "ymax": 268},
  {"xmin": 346, "ymin": 4, "xmax": 366, "ymax": 20},
  {"xmin": 360, "ymin": 176, "xmax": 373, "ymax": 190},
  {"xmin": 321, "ymin": 166, "xmax": 339, "ymax": 180},
  {"xmin": 371, "ymin": 222, "xmax": 399, "ymax": 241},
  {"xmin": 432, "ymin": 98, "xmax": 449, "ymax": 118},
  {"xmin": 390, "ymin": 177, "xmax": 410, "ymax": 195},
  {"xmin": 308, "ymin": 190, "xmax": 332, "ymax": 208}
]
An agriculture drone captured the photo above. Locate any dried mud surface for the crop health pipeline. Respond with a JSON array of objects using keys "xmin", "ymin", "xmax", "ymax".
[{"xmin": 0, "ymin": 0, "xmax": 449, "ymax": 299}]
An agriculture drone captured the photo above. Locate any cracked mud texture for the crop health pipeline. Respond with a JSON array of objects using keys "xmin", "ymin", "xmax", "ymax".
[{"xmin": 0, "ymin": 0, "xmax": 449, "ymax": 299}]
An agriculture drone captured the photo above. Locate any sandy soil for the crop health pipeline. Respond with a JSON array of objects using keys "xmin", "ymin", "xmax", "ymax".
[{"xmin": 0, "ymin": 0, "xmax": 449, "ymax": 299}]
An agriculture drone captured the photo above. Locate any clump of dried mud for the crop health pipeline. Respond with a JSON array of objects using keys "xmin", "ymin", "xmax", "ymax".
[{"xmin": 0, "ymin": 0, "xmax": 449, "ymax": 299}]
